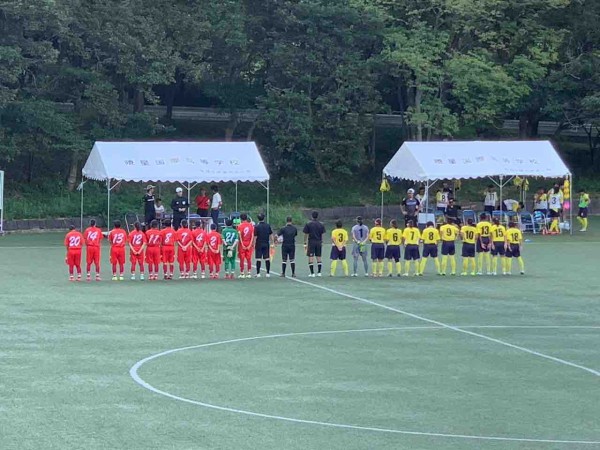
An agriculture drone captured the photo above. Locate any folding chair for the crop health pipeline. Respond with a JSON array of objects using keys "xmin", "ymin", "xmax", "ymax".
[
  {"xmin": 532, "ymin": 211, "xmax": 548, "ymax": 234},
  {"xmin": 124, "ymin": 212, "xmax": 139, "ymax": 233},
  {"xmin": 520, "ymin": 211, "xmax": 534, "ymax": 233},
  {"xmin": 461, "ymin": 209, "xmax": 477, "ymax": 224}
]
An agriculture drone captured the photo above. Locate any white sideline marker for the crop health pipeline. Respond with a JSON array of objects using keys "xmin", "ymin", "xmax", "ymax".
[{"xmin": 283, "ymin": 275, "xmax": 600, "ymax": 377}]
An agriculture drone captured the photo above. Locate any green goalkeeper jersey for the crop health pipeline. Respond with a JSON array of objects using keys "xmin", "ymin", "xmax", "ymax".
[{"xmin": 221, "ymin": 227, "xmax": 239, "ymax": 254}]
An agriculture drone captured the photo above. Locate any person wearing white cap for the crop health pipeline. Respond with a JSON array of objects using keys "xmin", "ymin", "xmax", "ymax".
[
  {"xmin": 401, "ymin": 188, "xmax": 420, "ymax": 227},
  {"xmin": 171, "ymin": 187, "xmax": 190, "ymax": 230},
  {"xmin": 143, "ymin": 185, "xmax": 156, "ymax": 225}
]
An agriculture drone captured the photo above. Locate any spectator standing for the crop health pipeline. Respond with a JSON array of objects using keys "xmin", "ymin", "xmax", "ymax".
[
  {"xmin": 195, "ymin": 188, "xmax": 211, "ymax": 217},
  {"xmin": 143, "ymin": 185, "xmax": 156, "ymax": 225},
  {"xmin": 401, "ymin": 188, "xmax": 420, "ymax": 227},
  {"xmin": 483, "ymin": 185, "xmax": 498, "ymax": 213},
  {"xmin": 154, "ymin": 198, "xmax": 165, "ymax": 220},
  {"xmin": 171, "ymin": 187, "xmax": 190, "ymax": 230},
  {"xmin": 416, "ymin": 186, "xmax": 428, "ymax": 211},
  {"xmin": 533, "ymin": 188, "xmax": 548, "ymax": 216},
  {"xmin": 210, "ymin": 185, "xmax": 222, "ymax": 229},
  {"xmin": 303, "ymin": 211, "xmax": 326, "ymax": 277}
]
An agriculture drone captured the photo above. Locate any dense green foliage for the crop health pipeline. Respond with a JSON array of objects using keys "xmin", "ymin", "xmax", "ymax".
[{"xmin": 0, "ymin": 0, "xmax": 598, "ymax": 218}]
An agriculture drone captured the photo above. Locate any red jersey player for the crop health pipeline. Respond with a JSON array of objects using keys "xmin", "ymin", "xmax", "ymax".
[
  {"xmin": 161, "ymin": 219, "xmax": 176, "ymax": 280},
  {"xmin": 145, "ymin": 220, "xmax": 162, "ymax": 280},
  {"xmin": 108, "ymin": 220, "xmax": 127, "ymax": 280},
  {"xmin": 192, "ymin": 221, "xmax": 208, "ymax": 279},
  {"xmin": 128, "ymin": 222, "xmax": 147, "ymax": 280},
  {"xmin": 176, "ymin": 220, "xmax": 193, "ymax": 279},
  {"xmin": 206, "ymin": 223, "xmax": 223, "ymax": 279},
  {"xmin": 64, "ymin": 225, "xmax": 84, "ymax": 281},
  {"xmin": 84, "ymin": 219, "xmax": 103, "ymax": 281},
  {"xmin": 237, "ymin": 213, "xmax": 254, "ymax": 278}
]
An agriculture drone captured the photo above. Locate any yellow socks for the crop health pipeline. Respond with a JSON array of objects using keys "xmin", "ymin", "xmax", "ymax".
[
  {"xmin": 387, "ymin": 261, "xmax": 393, "ymax": 275},
  {"xmin": 470, "ymin": 258, "xmax": 476, "ymax": 274},
  {"xmin": 379, "ymin": 261, "xmax": 384, "ymax": 276},
  {"xmin": 396, "ymin": 261, "xmax": 402, "ymax": 274},
  {"xmin": 550, "ymin": 219, "xmax": 559, "ymax": 233},
  {"xmin": 518, "ymin": 257, "xmax": 525, "ymax": 273},
  {"xmin": 492, "ymin": 257, "xmax": 498, "ymax": 274},
  {"xmin": 342, "ymin": 260, "xmax": 349, "ymax": 276},
  {"xmin": 420, "ymin": 257, "xmax": 428, "ymax": 274},
  {"xmin": 462, "ymin": 259, "xmax": 468, "ymax": 273},
  {"xmin": 450, "ymin": 256, "xmax": 456, "ymax": 274},
  {"xmin": 331, "ymin": 260, "xmax": 338, "ymax": 276},
  {"xmin": 485, "ymin": 253, "xmax": 491, "ymax": 273},
  {"xmin": 434, "ymin": 258, "xmax": 441, "ymax": 273},
  {"xmin": 404, "ymin": 261, "xmax": 412, "ymax": 275},
  {"xmin": 441, "ymin": 256, "xmax": 448, "ymax": 274},
  {"xmin": 478, "ymin": 253, "xmax": 484, "ymax": 272}
]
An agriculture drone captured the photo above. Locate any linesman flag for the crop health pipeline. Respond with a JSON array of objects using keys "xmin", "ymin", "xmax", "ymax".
[{"xmin": 379, "ymin": 178, "xmax": 391, "ymax": 192}]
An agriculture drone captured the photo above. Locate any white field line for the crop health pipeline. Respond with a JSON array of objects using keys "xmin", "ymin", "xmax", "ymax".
[
  {"xmin": 130, "ymin": 326, "xmax": 600, "ymax": 445},
  {"xmin": 281, "ymin": 275, "xmax": 600, "ymax": 377}
]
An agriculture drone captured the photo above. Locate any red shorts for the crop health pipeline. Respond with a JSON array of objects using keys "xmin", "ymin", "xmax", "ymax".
[
  {"xmin": 178, "ymin": 248, "xmax": 191, "ymax": 264},
  {"xmin": 208, "ymin": 252, "xmax": 222, "ymax": 265},
  {"xmin": 67, "ymin": 250, "xmax": 82, "ymax": 266},
  {"xmin": 86, "ymin": 246, "xmax": 100, "ymax": 265},
  {"xmin": 130, "ymin": 250, "xmax": 145, "ymax": 265},
  {"xmin": 193, "ymin": 250, "xmax": 207, "ymax": 264},
  {"xmin": 111, "ymin": 248, "xmax": 126, "ymax": 265},
  {"xmin": 146, "ymin": 247, "xmax": 161, "ymax": 265},
  {"xmin": 162, "ymin": 246, "xmax": 175, "ymax": 263},
  {"xmin": 239, "ymin": 245, "xmax": 253, "ymax": 261}
]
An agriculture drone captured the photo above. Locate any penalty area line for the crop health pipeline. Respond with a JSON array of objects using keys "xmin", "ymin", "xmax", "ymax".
[{"xmin": 282, "ymin": 275, "xmax": 600, "ymax": 377}]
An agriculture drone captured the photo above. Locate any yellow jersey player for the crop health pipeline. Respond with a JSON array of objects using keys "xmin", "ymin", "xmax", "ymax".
[
  {"xmin": 577, "ymin": 189, "xmax": 590, "ymax": 232},
  {"xmin": 490, "ymin": 218, "xmax": 507, "ymax": 275},
  {"xmin": 460, "ymin": 219, "xmax": 478, "ymax": 276},
  {"xmin": 547, "ymin": 183, "xmax": 563, "ymax": 234},
  {"xmin": 439, "ymin": 218, "xmax": 459, "ymax": 275},
  {"xmin": 369, "ymin": 219, "xmax": 386, "ymax": 277},
  {"xmin": 330, "ymin": 220, "xmax": 349, "ymax": 276},
  {"xmin": 385, "ymin": 220, "xmax": 403, "ymax": 277},
  {"xmin": 476, "ymin": 213, "xmax": 492, "ymax": 275},
  {"xmin": 402, "ymin": 220, "xmax": 421, "ymax": 276},
  {"xmin": 420, "ymin": 221, "xmax": 441, "ymax": 275},
  {"xmin": 505, "ymin": 222, "xmax": 525, "ymax": 275}
]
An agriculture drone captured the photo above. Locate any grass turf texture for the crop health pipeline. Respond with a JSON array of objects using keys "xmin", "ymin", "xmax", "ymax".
[{"xmin": 1, "ymin": 222, "xmax": 599, "ymax": 450}]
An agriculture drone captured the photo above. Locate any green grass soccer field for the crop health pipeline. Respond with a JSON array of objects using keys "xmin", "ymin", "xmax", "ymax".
[{"xmin": 1, "ymin": 223, "xmax": 599, "ymax": 450}]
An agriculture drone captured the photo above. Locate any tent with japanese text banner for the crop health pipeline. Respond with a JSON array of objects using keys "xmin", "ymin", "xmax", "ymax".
[
  {"xmin": 382, "ymin": 140, "xmax": 573, "ymax": 233},
  {"xmin": 81, "ymin": 141, "xmax": 270, "ymax": 227}
]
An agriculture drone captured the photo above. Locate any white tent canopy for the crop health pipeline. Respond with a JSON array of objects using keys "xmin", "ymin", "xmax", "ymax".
[
  {"xmin": 381, "ymin": 140, "xmax": 573, "ymax": 233},
  {"xmin": 81, "ymin": 141, "xmax": 270, "ymax": 227},
  {"xmin": 83, "ymin": 141, "xmax": 269, "ymax": 183},
  {"xmin": 383, "ymin": 140, "xmax": 570, "ymax": 181}
]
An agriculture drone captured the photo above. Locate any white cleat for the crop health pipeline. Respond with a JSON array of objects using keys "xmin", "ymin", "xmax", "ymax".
[
  {"xmin": 131, "ymin": 275, "xmax": 136, "ymax": 280},
  {"xmin": 476, "ymin": 272, "xmax": 483, "ymax": 276},
  {"xmin": 201, "ymin": 273, "xmax": 206, "ymax": 279},
  {"xmin": 308, "ymin": 273, "xmax": 316, "ymax": 278},
  {"xmin": 351, "ymin": 273, "xmax": 357, "ymax": 277},
  {"xmin": 317, "ymin": 273, "xmax": 322, "ymax": 277},
  {"xmin": 256, "ymin": 274, "xmax": 261, "ymax": 278},
  {"xmin": 140, "ymin": 274, "xmax": 145, "ymax": 281},
  {"xmin": 265, "ymin": 273, "xmax": 271, "ymax": 278}
]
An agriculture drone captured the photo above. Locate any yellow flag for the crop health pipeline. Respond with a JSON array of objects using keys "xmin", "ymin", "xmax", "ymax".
[{"xmin": 379, "ymin": 178, "xmax": 390, "ymax": 192}]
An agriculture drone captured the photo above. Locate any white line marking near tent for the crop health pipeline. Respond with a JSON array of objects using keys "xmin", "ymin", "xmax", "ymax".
[
  {"xmin": 130, "ymin": 326, "xmax": 600, "ymax": 445},
  {"xmin": 282, "ymin": 276, "xmax": 600, "ymax": 377}
]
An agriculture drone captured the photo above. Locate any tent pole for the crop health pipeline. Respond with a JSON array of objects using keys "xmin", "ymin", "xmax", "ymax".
[
  {"xmin": 569, "ymin": 174, "xmax": 573, "ymax": 235},
  {"xmin": 80, "ymin": 179, "xmax": 84, "ymax": 232},
  {"xmin": 266, "ymin": 180, "xmax": 270, "ymax": 223},
  {"xmin": 380, "ymin": 173, "xmax": 384, "ymax": 221},
  {"xmin": 499, "ymin": 176, "xmax": 503, "ymax": 214},
  {"xmin": 425, "ymin": 180, "xmax": 429, "ymax": 214},
  {"xmin": 106, "ymin": 179, "xmax": 111, "ymax": 230},
  {"xmin": 235, "ymin": 181, "xmax": 238, "ymax": 212},
  {"xmin": 187, "ymin": 182, "xmax": 191, "ymax": 224}
]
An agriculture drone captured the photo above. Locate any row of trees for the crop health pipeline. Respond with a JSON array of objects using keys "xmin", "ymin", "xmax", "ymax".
[{"xmin": 0, "ymin": 0, "xmax": 598, "ymax": 190}]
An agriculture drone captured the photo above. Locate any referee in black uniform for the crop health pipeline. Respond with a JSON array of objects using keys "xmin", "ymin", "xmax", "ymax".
[
  {"xmin": 253, "ymin": 213, "xmax": 274, "ymax": 277},
  {"xmin": 303, "ymin": 211, "xmax": 326, "ymax": 277},
  {"xmin": 277, "ymin": 216, "xmax": 298, "ymax": 277}
]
